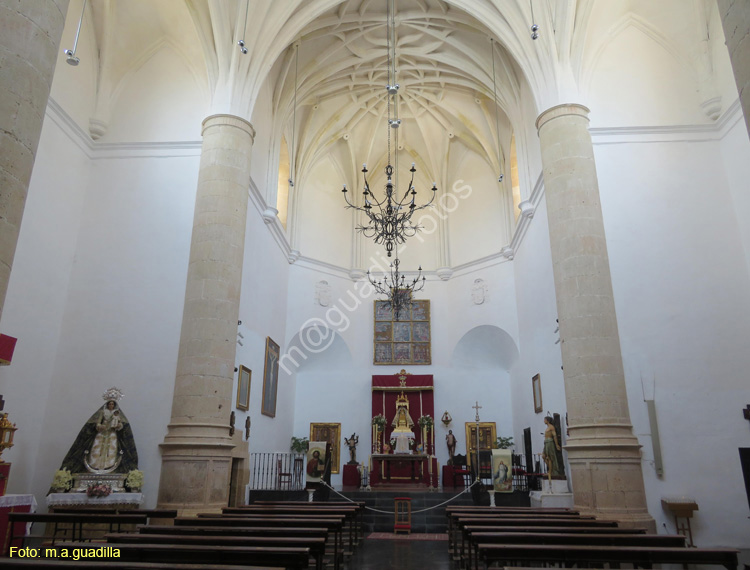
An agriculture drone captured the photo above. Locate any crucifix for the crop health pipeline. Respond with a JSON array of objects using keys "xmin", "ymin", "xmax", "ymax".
[{"xmin": 473, "ymin": 401, "xmax": 482, "ymax": 481}]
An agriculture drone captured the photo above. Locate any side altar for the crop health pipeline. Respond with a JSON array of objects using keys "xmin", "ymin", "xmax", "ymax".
[{"xmin": 369, "ymin": 370, "xmax": 438, "ymax": 488}]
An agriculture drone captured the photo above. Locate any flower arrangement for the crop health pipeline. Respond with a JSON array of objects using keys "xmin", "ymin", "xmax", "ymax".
[
  {"xmin": 86, "ymin": 483, "xmax": 112, "ymax": 498},
  {"xmin": 417, "ymin": 415, "xmax": 433, "ymax": 429},
  {"xmin": 51, "ymin": 469, "xmax": 73, "ymax": 492},
  {"xmin": 125, "ymin": 469, "xmax": 144, "ymax": 490},
  {"xmin": 389, "ymin": 438, "xmax": 396, "ymax": 448},
  {"xmin": 371, "ymin": 414, "xmax": 387, "ymax": 431}
]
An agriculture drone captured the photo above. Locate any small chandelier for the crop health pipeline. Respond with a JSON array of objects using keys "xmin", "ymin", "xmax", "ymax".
[
  {"xmin": 368, "ymin": 258, "xmax": 425, "ymax": 321},
  {"xmin": 342, "ymin": 163, "xmax": 436, "ymax": 257}
]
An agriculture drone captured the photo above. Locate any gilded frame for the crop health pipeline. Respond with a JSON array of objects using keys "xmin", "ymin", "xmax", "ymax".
[
  {"xmin": 532, "ymin": 373, "xmax": 543, "ymax": 413},
  {"xmin": 465, "ymin": 421, "xmax": 497, "ymax": 475},
  {"xmin": 261, "ymin": 337, "xmax": 280, "ymax": 417},
  {"xmin": 310, "ymin": 422, "xmax": 341, "ymax": 474},
  {"xmin": 236, "ymin": 365, "xmax": 251, "ymax": 411}
]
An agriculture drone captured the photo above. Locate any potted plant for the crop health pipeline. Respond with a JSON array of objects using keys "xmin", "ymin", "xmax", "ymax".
[
  {"xmin": 125, "ymin": 469, "xmax": 144, "ymax": 492},
  {"xmin": 290, "ymin": 436, "xmax": 309, "ymax": 454},
  {"xmin": 494, "ymin": 435, "xmax": 514, "ymax": 449},
  {"xmin": 51, "ymin": 469, "xmax": 73, "ymax": 493}
]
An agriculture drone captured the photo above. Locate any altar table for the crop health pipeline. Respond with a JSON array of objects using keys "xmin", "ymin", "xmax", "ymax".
[
  {"xmin": 1, "ymin": 494, "xmax": 37, "ymax": 555},
  {"xmin": 370, "ymin": 454, "xmax": 437, "ymax": 487}
]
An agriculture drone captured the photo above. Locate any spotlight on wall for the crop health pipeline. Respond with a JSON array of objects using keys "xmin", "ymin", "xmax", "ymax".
[
  {"xmin": 498, "ymin": 174, "xmax": 504, "ymax": 182},
  {"xmin": 531, "ymin": 24, "xmax": 539, "ymax": 40},
  {"xmin": 64, "ymin": 49, "xmax": 80, "ymax": 66}
]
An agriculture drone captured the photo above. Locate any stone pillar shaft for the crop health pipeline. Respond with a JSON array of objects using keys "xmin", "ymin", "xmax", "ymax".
[
  {"xmin": 0, "ymin": 0, "xmax": 69, "ymax": 320},
  {"xmin": 536, "ymin": 104, "xmax": 654, "ymax": 529},
  {"xmin": 718, "ymin": 0, "xmax": 750, "ymax": 138},
  {"xmin": 158, "ymin": 114, "xmax": 254, "ymax": 514}
]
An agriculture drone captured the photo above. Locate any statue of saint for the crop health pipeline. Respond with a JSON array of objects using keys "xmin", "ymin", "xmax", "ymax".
[
  {"xmin": 446, "ymin": 430, "xmax": 457, "ymax": 464},
  {"xmin": 541, "ymin": 416, "xmax": 562, "ymax": 482},
  {"xmin": 344, "ymin": 433, "xmax": 359, "ymax": 464},
  {"xmin": 58, "ymin": 388, "xmax": 138, "ymax": 476}
]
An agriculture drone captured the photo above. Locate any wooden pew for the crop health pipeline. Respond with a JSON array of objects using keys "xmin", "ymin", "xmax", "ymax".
[
  {"xmin": 177, "ymin": 517, "xmax": 343, "ymax": 570},
  {"xmin": 46, "ymin": 542, "xmax": 311, "ymax": 570},
  {"xmin": 106, "ymin": 532, "xmax": 326, "ymax": 570},
  {"xmin": 223, "ymin": 505, "xmax": 360, "ymax": 552},
  {"xmin": 448, "ymin": 513, "xmax": 613, "ymax": 557},
  {"xmin": 7, "ymin": 513, "xmax": 148, "ymax": 550},
  {"xmin": 476, "ymin": 543, "xmax": 740, "ymax": 570},
  {"xmin": 465, "ymin": 531, "xmax": 685, "ymax": 570},
  {"xmin": 249, "ymin": 502, "xmax": 366, "ymax": 543},
  {"xmin": 50, "ymin": 509, "xmax": 177, "ymax": 525}
]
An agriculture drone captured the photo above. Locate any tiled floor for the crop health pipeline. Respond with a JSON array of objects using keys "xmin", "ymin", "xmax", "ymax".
[{"xmin": 345, "ymin": 539, "xmax": 453, "ymax": 569}]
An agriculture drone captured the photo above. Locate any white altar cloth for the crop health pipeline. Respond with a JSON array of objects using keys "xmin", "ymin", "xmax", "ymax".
[{"xmin": 46, "ymin": 492, "xmax": 143, "ymax": 507}]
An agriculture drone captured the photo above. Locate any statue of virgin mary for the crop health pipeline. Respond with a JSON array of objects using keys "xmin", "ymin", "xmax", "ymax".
[{"xmin": 59, "ymin": 387, "xmax": 138, "ymax": 475}]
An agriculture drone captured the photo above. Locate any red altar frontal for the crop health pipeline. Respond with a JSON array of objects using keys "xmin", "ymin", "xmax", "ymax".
[{"xmin": 369, "ymin": 371, "xmax": 438, "ymax": 488}]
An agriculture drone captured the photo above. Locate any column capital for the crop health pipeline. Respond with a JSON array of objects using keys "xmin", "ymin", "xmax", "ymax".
[
  {"xmin": 201, "ymin": 114, "xmax": 256, "ymax": 142},
  {"xmin": 535, "ymin": 103, "xmax": 591, "ymax": 132}
]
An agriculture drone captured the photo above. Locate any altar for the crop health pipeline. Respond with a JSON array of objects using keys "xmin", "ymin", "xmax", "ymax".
[{"xmin": 370, "ymin": 370, "xmax": 438, "ymax": 488}]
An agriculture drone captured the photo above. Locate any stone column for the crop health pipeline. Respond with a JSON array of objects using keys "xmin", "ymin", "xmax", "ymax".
[
  {"xmin": 536, "ymin": 104, "xmax": 654, "ymax": 530},
  {"xmin": 0, "ymin": 0, "xmax": 69, "ymax": 320},
  {"xmin": 718, "ymin": 0, "xmax": 750, "ymax": 138},
  {"xmin": 158, "ymin": 114, "xmax": 254, "ymax": 515}
]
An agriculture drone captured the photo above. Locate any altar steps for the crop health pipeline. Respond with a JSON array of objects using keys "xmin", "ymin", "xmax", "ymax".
[{"xmin": 246, "ymin": 488, "xmax": 530, "ymax": 533}]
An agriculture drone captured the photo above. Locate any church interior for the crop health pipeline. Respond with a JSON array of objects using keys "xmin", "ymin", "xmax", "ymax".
[{"xmin": 1, "ymin": 0, "xmax": 750, "ymax": 565}]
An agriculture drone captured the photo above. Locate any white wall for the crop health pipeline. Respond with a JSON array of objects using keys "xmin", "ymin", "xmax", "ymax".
[{"xmin": 0, "ymin": 112, "xmax": 91, "ymax": 495}]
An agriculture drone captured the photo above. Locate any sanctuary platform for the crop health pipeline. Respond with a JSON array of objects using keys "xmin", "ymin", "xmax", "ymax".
[{"xmin": 247, "ymin": 487, "xmax": 530, "ymax": 533}]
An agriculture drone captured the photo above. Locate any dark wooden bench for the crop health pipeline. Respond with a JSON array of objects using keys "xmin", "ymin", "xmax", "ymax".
[
  {"xmin": 107, "ymin": 532, "xmax": 326, "ymax": 570},
  {"xmin": 224, "ymin": 505, "xmax": 360, "ymax": 552},
  {"xmin": 7, "ymin": 513, "xmax": 148, "ymax": 550},
  {"xmin": 477, "ymin": 543, "xmax": 740, "ymax": 570},
  {"xmin": 47, "ymin": 542, "xmax": 311, "ymax": 570},
  {"xmin": 50, "ymin": 509, "xmax": 177, "ymax": 525},
  {"xmin": 177, "ymin": 517, "xmax": 343, "ymax": 570},
  {"xmin": 465, "ymin": 532, "xmax": 685, "ymax": 570},
  {"xmin": 248, "ymin": 502, "xmax": 366, "ymax": 543},
  {"xmin": 449, "ymin": 514, "xmax": 616, "ymax": 557}
]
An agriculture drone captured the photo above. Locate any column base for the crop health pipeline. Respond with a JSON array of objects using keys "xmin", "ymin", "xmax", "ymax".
[{"xmin": 157, "ymin": 422, "xmax": 235, "ymax": 515}]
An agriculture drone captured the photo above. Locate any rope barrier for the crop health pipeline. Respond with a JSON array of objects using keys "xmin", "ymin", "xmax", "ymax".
[{"xmin": 319, "ymin": 479, "xmax": 480, "ymax": 515}]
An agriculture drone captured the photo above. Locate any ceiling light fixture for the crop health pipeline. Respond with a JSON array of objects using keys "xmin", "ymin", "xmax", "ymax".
[
  {"xmin": 530, "ymin": 0, "xmax": 540, "ymax": 40},
  {"xmin": 63, "ymin": 0, "xmax": 87, "ymax": 66},
  {"xmin": 490, "ymin": 38, "xmax": 504, "ymax": 184},
  {"xmin": 288, "ymin": 43, "xmax": 299, "ymax": 189},
  {"xmin": 238, "ymin": 0, "xmax": 249, "ymax": 54}
]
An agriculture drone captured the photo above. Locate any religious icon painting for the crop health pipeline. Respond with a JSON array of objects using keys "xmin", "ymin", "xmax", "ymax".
[
  {"xmin": 393, "ymin": 343, "xmax": 411, "ymax": 362},
  {"xmin": 375, "ymin": 322, "xmax": 392, "ymax": 342},
  {"xmin": 374, "ymin": 343, "xmax": 392, "ymax": 364},
  {"xmin": 261, "ymin": 337, "xmax": 280, "ymax": 418},
  {"xmin": 393, "ymin": 322, "xmax": 411, "ymax": 342},
  {"xmin": 492, "ymin": 448, "xmax": 513, "ymax": 493},
  {"xmin": 373, "ymin": 299, "xmax": 431, "ymax": 365},
  {"xmin": 413, "ymin": 322, "xmax": 430, "ymax": 342},
  {"xmin": 236, "ymin": 365, "xmax": 251, "ymax": 411},
  {"xmin": 412, "ymin": 343, "xmax": 431, "ymax": 364},
  {"xmin": 532, "ymin": 373, "xmax": 543, "ymax": 413},
  {"xmin": 411, "ymin": 300, "xmax": 429, "ymax": 321},
  {"xmin": 305, "ymin": 441, "xmax": 327, "ymax": 483},
  {"xmin": 309, "ymin": 423, "xmax": 340, "ymax": 474},
  {"xmin": 375, "ymin": 301, "xmax": 393, "ymax": 321}
]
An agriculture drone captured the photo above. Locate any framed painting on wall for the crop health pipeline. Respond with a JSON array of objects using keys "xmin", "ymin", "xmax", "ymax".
[
  {"xmin": 261, "ymin": 337, "xmax": 280, "ymax": 417},
  {"xmin": 310, "ymin": 422, "xmax": 341, "ymax": 474},
  {"xmin": 532, "ymin": 373, "xmax": 543, "ymax": 413},
  {"xmin": 373, "ymin": 299, "xmax": 431, "ymax": 365},
  {"xmin": 236, "ymin": 365, "xmax": 251, "ymax": 411}
]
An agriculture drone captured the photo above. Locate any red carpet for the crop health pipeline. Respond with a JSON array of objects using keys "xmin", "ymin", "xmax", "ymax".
[{"xmin": 367, "ymin": 532, "xmax": 448, "ymax": 541}]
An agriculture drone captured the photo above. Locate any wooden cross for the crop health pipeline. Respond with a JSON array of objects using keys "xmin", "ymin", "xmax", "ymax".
[
  {"xmin": 473, "ymin": 401, "xmax": 482, "ymax": 422},
  {"xmin": 744, "ymin": 405, "xmax": 750, "ymax": 422}
]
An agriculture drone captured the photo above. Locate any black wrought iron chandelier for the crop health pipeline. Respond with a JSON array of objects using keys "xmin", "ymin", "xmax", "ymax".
[
  {"xmin": 343, "ymin": 0, "xmax": 432, "ymax": 320},
  {"xmin": 368, "ymin": 258, "xmax": 425, "ymax": 321},
  {"xmin": 341, "ymin": 0, "xmax": 437, "ymax": 259}
]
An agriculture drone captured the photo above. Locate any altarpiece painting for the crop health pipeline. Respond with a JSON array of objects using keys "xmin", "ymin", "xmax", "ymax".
[{"xmin": 310, "ymin": 423, "xmax": 341, "ymax": 474}]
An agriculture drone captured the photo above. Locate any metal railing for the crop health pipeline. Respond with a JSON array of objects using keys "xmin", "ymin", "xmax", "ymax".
[{"xmin": 249, "ymin": 452, "xmax": 306, "ymax": 490}]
